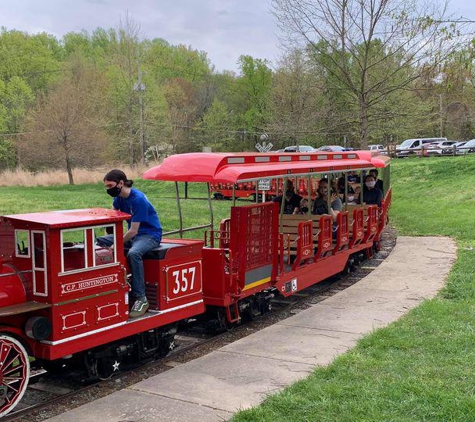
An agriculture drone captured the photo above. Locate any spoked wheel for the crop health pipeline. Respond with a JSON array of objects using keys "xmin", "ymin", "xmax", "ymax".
[
  {"xmin": 85, "ymin": 353, "xmax": 122, "ymax": 381},
  {"xmin": 0, "ymin": 335, "xmax": 30, "ymax": 417}
]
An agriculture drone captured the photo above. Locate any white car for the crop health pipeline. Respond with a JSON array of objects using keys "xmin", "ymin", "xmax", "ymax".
[
  {"xmin": 422, "ymin": 140, "xmax": 458, "ymax": 156},
  {"xmin": 456, "ymin": 139, "xmax": 475, "ymax": 154},
  {"xmin": 368, "ymin": 144, "xmax": 388, "ymax": 155},
  {"xmin": 278, "ymin": 145, "xmax": 317, "ymax": 153}
]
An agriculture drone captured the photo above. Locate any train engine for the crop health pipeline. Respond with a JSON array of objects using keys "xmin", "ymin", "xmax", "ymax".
[{"xmin": 0, "ymin": 208, "xmax": 205, "ymax": 417}]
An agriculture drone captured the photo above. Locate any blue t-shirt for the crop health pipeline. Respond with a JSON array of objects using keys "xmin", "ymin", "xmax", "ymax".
[{"xmin": 113, "ymin": 189, "xmax": 162, "ymax": 241}]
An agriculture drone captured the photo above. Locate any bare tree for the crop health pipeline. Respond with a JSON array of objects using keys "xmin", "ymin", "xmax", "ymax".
[
  {"xmin": 23, "ymin": 59, "xmax": 108, "ymax": 184},
  {"xmin": 272, "ymin": 0, "xmax": 474, "ymax": 147},
  {"xmin": 268, "ymin": 49, "xmax": 322, "ymax": 141}
]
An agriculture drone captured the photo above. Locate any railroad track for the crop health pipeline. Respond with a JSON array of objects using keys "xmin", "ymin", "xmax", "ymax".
[{"xmin": 5, "ymin": 231, "xmax": 396, "ymax": 422}]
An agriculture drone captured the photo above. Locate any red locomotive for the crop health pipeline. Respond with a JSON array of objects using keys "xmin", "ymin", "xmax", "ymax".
[{"xmin": 0, "ymin": 150, "xmax": 391, "ymax": 416}]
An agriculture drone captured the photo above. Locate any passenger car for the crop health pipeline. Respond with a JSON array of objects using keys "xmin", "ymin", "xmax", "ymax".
[
  {"xmin": 456, "ymin": 139, "xmax": 475, "ymax": 154},
  {"xmin": 317, "ymin": 145, "xmax": 347, "ymax": 152},
  {"xmin": 422, "ymin": 140, "xmax": 457, "ymax": 156},
  {"xmin": 396, "ymin": 138, "xmax": 447, "ymax": 157},
  {"xmin": 368, "ymin": 144, "xmax": 388, "ymax": 155},
  {"xmin": 277, "ymin": 145, "xmax": 317, "ymax": 153},
  {"xmin": 441, "ymin": 141, "xmax": 466, "ymax": 155}
]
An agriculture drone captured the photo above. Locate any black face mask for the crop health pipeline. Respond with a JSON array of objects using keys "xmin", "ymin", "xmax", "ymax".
[
  {"xmin": 301, "ymin": 207, "xmax": 309, "ymax": 213},
  {"xmin": 106, "ymin": 184, "xmax": 122, "ymax": 197}
]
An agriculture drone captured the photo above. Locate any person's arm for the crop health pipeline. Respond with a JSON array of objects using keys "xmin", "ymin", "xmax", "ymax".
[
  {"xmin": 124, "ymin": 221, "xmax": 140, "ymax": 243},
  {"xmin": 329, "ymin": 194, "xmax": 342, "ymax": 222}
]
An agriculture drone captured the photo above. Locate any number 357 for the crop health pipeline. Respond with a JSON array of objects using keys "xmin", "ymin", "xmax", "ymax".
[{"xmin": 172, "ymin": 267, "xmax": 196, "ymax": 294}]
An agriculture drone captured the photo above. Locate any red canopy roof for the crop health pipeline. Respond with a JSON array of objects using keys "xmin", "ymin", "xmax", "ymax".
[
  {"xmin": 143, "ymin": 152, "xmax": 389, "ymax": 183},
  {"xmin": 3, "ymin": 208, "xmax": 130, "ymax": 229}
]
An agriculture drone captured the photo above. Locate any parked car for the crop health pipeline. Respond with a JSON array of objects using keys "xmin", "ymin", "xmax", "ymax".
[
  {"xmin": 396, "ymin": 138, "xmax": 447, "ymax": 157},
  {"xmin": 368, "ymin": 144, "xmax": 388, "ymax": 155},
  {"xmin": 317, "ymin": 145, "xmax": 347, "ymax": 152},
  {"xmin": 422, "ymin": 140, "xmax": 457, "ymax": 156},
  {"xmin": 277, "ymin": 145, "xmax": 317, "ymax": 153},
  {"xmin": 456, "ymin": 139, "xmax": 475, "ymax": 154},
  {"xmin": 441, "ymin": 141, "xmax": 466, "ymax": 155}
]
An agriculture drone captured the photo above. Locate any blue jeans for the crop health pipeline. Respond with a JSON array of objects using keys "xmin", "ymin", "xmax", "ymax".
[{"xmin": 97, "ymin": 234, "xmax": 161, "ymax": 300}]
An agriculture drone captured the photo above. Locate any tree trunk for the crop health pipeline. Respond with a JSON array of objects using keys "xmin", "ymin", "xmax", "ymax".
[
  {"xmin": 65, "ymin": 155, "xmax": 74, "ymax": 185},
  {"xmin": 359, "ymin": 100, "xmax": 369, "ymax": 149}
]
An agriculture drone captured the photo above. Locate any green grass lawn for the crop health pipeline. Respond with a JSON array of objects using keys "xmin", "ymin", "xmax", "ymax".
[
  {"xmin": 232, "ymin": 156, "xmax": 475, "ymax": 421},
  {"xmin": 3, "ymin": 157, "xmax": 475, "ymax": 420},
  {"xmin": 0, "ymin": 179, "xmax": 234, "ymax": 239}
]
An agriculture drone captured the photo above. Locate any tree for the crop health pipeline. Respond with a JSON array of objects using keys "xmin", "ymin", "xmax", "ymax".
[
  {"xmin": 272, "ymin": 0, "xmax": 473, "ymax": 148},
  {"xmin": 199, "ymin": 98, "xmax": 236, "ymax": 150},
  {"xmin": 236, "ymin": 55, "xmax": 273, "ymax": 134},
  {"xmin": 269, "ymin": 49, "xmax": 321, "ymax": 143},
  {"xmin": 22, "ymin": 59, "xmax": 108, "ymax": 184}
]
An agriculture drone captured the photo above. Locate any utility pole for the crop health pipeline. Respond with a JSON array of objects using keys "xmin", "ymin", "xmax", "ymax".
[
  {"xmin": 438, "ymin": 94, "xmax": 444, "ymax": 138},
  {"xmin": 135, "ymin": 66, "xmax": 146, "ymax": 164}
]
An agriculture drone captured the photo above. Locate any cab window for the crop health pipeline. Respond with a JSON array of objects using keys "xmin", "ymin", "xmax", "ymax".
[
  {"xmin": 61, "ymin": 229, "xmax": 86, "ymax": 272},
  {"xmin": 15, "ymin": 230, "xmax": 30, "ymax": 257},
  {"xmin": 60, "ymin": 225, "xmax": 117, "ymax": 274}
]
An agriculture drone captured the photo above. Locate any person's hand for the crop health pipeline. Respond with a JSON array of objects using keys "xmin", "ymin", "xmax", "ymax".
[
  {"xmin": 109, "ymin": 244, "xmax": 115, "ymax": 252},
  {"xmin": 331, "ymin": 192, "xmax": 339, "ymax": 201}
]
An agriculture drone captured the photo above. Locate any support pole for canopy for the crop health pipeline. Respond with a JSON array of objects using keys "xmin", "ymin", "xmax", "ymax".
[
  {"xmin": 175, "ymin": 181, "xmax": 183, "ymax": 238},
  {"xmin": 207, "ymin": 182, "xmax": 214, "ymax": 232}
]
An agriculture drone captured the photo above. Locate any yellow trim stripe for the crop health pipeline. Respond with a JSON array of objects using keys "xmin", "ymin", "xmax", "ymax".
[{"xmin": 243, "ymin": 277, "xmax": 271, "ymax": 291}]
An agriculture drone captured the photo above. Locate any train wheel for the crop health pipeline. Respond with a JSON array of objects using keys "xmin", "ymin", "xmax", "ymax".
[
  {"xmin": 156, "ymin": 334, "xmax": 176, "ymax": 359},
  {"xmin": 0, "ymin": 335, "xmax": 30, "ymax": 417}
]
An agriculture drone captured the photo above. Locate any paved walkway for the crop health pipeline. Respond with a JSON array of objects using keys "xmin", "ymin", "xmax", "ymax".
[{"xmin": 46, "ymin": 236, "xmax": 457, "ymax": 422}]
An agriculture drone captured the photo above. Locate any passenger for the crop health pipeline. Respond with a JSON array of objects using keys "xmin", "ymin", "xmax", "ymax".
[
  {"xmin": 337, "ymin": 176, "xmax": 354, "ymax": 203},
  {"xmin": 347, "ymin": 171, "xmax": 361, "ymax": 183},
  {"xmin": 312, "ymin": 178, "xmax": 342, "ymax": 222},
  {"xmin": 369, "ymin": 169, "xmax": 383, "ymax": 191},
  {"xmin": 273, "ymin": 180, "xmax": 302, "ymax": 214},
  {"xmin": 293, "ymin": 198, "xmax": 310, "ymax": 215},
  {"xmin": 362, "ymin": 174, "xmax": 383, "ymax": 206},
  {"xmin": 97, "ymin": 169, "xmax": 162, "ymax": 319}
]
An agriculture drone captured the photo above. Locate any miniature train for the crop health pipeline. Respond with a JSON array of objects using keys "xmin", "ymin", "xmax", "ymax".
[{"xmin": 0, "ymin": 150, "xmax": 391, "ymax": 416}]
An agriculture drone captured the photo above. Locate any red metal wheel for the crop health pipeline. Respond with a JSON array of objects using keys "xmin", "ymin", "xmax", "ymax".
[{"xmin": 0, "ymin": 335, "xmax": 30, "ymax": 417}]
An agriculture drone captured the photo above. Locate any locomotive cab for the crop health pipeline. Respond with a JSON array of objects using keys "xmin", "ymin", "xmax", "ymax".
[{"xmin": 0, "ymin": 209, "xmax": 132, "ymax": 345}]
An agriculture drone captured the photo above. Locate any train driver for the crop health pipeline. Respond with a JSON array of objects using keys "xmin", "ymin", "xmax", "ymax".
[{"xmin": 98, "ymin": 169, "xmax": 162, "ymax": 318}]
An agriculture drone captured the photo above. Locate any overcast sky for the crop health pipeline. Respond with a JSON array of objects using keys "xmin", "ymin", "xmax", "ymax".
[{"xmin": 0, "ymin": 0, "xmax": 474, "ymax": 73}]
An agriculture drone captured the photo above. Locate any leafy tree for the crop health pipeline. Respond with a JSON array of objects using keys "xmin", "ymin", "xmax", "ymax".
[
  {"xmin": 0, "ymin": 29, "xmax": 62, "ymax": 93},
  {"xmin": 199, "ymin": 98, "xmax": 236, "ymax": 150},
  {"xmin": 236, "ymin": 55, "xmax": 273, "ymax": 134},
  {"xmin": 272, "ymin": 0, "xmax": 473, "ymax": 147}
]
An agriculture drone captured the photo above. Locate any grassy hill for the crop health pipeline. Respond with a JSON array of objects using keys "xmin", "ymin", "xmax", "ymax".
[
  {"xmin": 233, "ymin": 156, "xmax": 475, "ymax": 421},
  {"xmin": 2, "ymin": 156, "xmax": 475, "ymax": 420}
]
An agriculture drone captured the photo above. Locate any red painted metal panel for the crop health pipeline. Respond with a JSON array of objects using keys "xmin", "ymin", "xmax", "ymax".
[
  {"xmin": 363, "ymin": 205, "xmax": 379, "ymax": 243},
  {"xmin": 333, "ymin": 211, "xmax": 350, "ymax": 254},
  {"xmin": 292, "ymin": 220, "xmax": 313, "ymax": 271},
  {"xmin": 4, "ymin": 208, "xmax": 130, "ymax": 229},
  {"xmin": 276, "ymin": 252, "xmax": 348, "ymax": 297},
  {"xmin": 34, "ymin": 301, "xmax": 206, "ymax": 360},
  {"xmin": 349, "ymin": 209, "xmax": 365, "ymax": 248},
  {"xmin": 375, "ymin": 188, "xmax": 392, "ymax": 244},
  {"xmin": 0, "ymin": 265, "xmax": 25, "ymax": 308},
  {"xmin": 202, "ymin": 248, "xmax": 229, "ymax": 304},
  {"xmin": 314, "ymin": 216, "xmax": 333, "ymax": 261},
  {"xmin": 143, "ymin": 152, "xmax": 384, "ymax": 183},
  {"xmin": 230, "ymin": 202, "xmax": 279, "ymax": 291}
]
